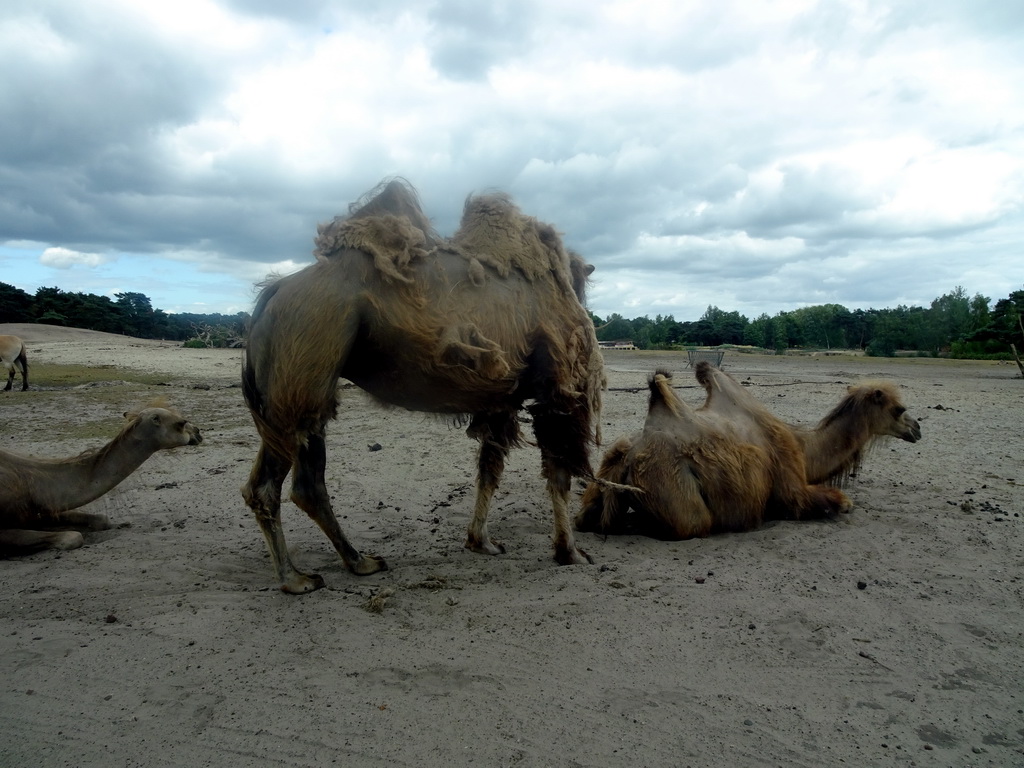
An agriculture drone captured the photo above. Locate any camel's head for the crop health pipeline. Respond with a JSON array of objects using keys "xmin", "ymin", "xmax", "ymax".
[
  {"xmin": 845, "ymin": 382, "xmax": 921, "ymax": 443},
  {"xmin": 124, "ymin": 406, "xmax": 203, "ymax": 448}
]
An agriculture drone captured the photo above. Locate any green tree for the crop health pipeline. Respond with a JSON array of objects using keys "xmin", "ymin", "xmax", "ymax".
[
  {"xmin": 596, "ymin": 313, "xmax": 635, "ymax": 342},
  {"xmin": 743, "ymin": 313, "xmax": 769, "ymax": 348},
  {"xmin": 926, "ymin": 286, "xmax": 971, "ymax": 352},
  {"xmin": 866, "ymin": 309, "xmax": 901, "ymax": 356},
  {"xmin": 968, "ymin": 293, "xmax": 991, "ymax": 333},
  {"xmin": 958, "ymin": 288, "xmax": 1024, "ymax": 357},
  {"xmin": 33, "ymin": 287, "xmax": 72, "ymax": 325},
  {"xmin": 116, "ymin": 292, "xmax": 155, "ymax": 337},
  {"xmin": 0, "ymin": 282, "xmax": 33, "ymax": 322},
  {"xmin": 70, "ymin": 292, "xmax": 125, "ymax": 333},
  {"xmin": 774, "ymin": 311, "xmax": 804, "ymax": 349}
]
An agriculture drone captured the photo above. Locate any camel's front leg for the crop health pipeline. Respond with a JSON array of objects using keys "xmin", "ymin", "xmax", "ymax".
[
  {"xmin": 465, "ymin": 436, "xmax": 508, "ymax": 555},
  {"xmin": 291, "ymin": 433, "xmax": 387, "ymax": 576},
  {"xmin": 40, "ymin": 510, "xmax": 111, "ymax": 531},
  {"xmin": 0, "ymin": 529, "xmax": 84, "ymax": 553},
  {"xmin": 242, "ymin": 444, "xmax": 323, "ymax": 594}
]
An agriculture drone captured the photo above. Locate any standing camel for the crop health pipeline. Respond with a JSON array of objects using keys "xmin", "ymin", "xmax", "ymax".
[
  {"xmin": 575, "ymin": 363, "xmax": 920, "ymax": 540},
  {"xmin": 242, "ymin": 179, "xmax": 604, "ymax": 593},
  {"xmin": 0, "ymin": 403, "xmax": 202, "ymax": 553},
  {"xmin": 0, "ymin": 335, "xmax": 28, "ymax": 391}
]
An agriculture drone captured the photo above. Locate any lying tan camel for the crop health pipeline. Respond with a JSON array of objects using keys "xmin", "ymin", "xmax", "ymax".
[
  {"xmin": 243, "ymin": 178, "xmax": 604, "ymax": 593},
  {"xmin": 0, "ymin": 334, "xmax": 28, "ymax": 391},
  {"xmin": 0, "ymin": 403, "xmax": 202, "ymax": 553},
  {"xmin": 575, "ymin": 362, "xmax": 920, "ymax": 539}
]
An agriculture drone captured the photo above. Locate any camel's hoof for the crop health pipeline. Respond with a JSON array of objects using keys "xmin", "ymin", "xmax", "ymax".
[
  {"xmin": 350, "ymin": 554, "xmax": 388, "ymax": 576},
  {"xmin": 280, "ymin": 572, "xmax": 326, "ymax": 594},
  {"xmin": 52, "ymin": 532, "xmax": 85, "ymax": 551},
  {"xmin": 465, "ymin": 537, "xmax": 506, "ymax": 556},
  {"xmin": 556, "ymin": 546, "xmax": 594, "ymax": 566},
  {"xmin": 84, "ymin": 514, "xmax": 112, "ymax": 531}
]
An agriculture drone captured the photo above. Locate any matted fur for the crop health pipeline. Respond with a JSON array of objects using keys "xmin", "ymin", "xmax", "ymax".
[
  {"xmin": 242, "ymin": 179, "xmax": 605, "ymax": 594},
  {"xmin": 575, "ymin": 363, "xmax": 920, "ymax": 540},
  {"xmin": 0, "ymin": 401, "xmax": 202, "ymax": 554},
  {"xmin": 0, "ymin": 334, "xmax": 28, "ymax": 391}
]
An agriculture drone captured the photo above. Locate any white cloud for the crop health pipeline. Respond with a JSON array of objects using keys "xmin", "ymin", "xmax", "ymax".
[{"xmin": 39, "ymin": 247, "xmax": 107, "ymax": 269}]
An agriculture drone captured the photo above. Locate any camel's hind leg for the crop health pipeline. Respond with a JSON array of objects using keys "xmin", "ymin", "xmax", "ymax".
[
  {"xmin": 549, "ymin": 466, "xmax": 592, "ymax": 563},
  {"xmin": 632, "ymin": 462, "xmax": 716, "ymax": 540},
  {"xmin": 290, "ymin": 432, "xmax": 387, "ymax": 575},
  {"xmin": 242, "ymin": 443, "xmax": 325, "ymax": 594},
  {"xmin": 541, "ymin": 456, "xmax": 593, "ymax": 564},
  {"xmin": 575, "ymin": 435, "xmax": 634, "ymax": 534},
  {"xmin": 464, "ymin": 414, "xmax": 513, "ymax": 555},
  {"xmin": 531, "ymin": 405, "xmax": 593, "ymax": 565},
  {"xmin": 3, "ymin": 364, "xmax": 13, "ymax": 391}
]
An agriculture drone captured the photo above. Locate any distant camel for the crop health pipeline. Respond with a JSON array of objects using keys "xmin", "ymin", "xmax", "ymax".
[
  {"xmin": 0, "ymin": 335, "xmax": 28, "ymax": 391},
  {"xmin": 0, "ymin": 403, "xmax": 202, "ymax": 554},
  {"xmin": 242, "ymin": 178, "xmax": 604, "ymax": 593},
  {"xmin": 575, "ymin": 363, "xmax": 920, "ymax": 539}
]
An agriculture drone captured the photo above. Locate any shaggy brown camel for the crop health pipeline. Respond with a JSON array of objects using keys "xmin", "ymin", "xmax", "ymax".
[
  {"xmin": 0, "ymin": 403, "xmax": 202, "ymax": 554},
  {"xmin": 575, "ymin": 362, "xmax": 920, "ymax": 540},
  {"xmin": 242, "ymin": 179, "xmax": 605, "ymax": 593},
  {"xmin": 0, "ymin": 334, "xmax": 28, "ymax": 391}
]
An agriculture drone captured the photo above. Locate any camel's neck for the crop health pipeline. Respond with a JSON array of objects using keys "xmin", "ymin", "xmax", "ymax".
[
  {"xmin": 31, "ymin": 430, "xmax": 158, "ymax": 511},
  {"xmin": 797, "ymin": 413, "xmax": 873, "ymax": 486}
]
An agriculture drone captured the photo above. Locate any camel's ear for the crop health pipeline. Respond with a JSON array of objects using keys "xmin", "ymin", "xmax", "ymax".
[
  {"xmin": 585, "ymin": 263, "xmax": 595, "ymax": 276},
  {"xmin": 870, "ymin": 388, "xmax": 886, "ymax": 404},
  {"xmin": 123, "ymin": 411, "xmax": 130, "ymax": 419}
]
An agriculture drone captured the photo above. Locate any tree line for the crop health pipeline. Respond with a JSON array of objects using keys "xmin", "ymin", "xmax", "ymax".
[
  {"xmin": 592, "ymin": 285, "xmax": 1024, "ymax": 359},
  {"xmin": 2, "ymin": 281, "xmax": 1021, "ymax": 358},
  {"xmin": 0, "ymin": 283, "xmax": 248, "ymax": 347}
]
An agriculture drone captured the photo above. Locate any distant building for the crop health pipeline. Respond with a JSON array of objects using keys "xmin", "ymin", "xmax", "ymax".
[{"xmin": 598, "ymin": 340, "xmax": 636, "ymax": 350}]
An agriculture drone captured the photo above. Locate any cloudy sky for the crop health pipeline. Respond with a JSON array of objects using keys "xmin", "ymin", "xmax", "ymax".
[{"xmin": 1, "ymin": 1, "xmax": 1021, "ymax": 321}]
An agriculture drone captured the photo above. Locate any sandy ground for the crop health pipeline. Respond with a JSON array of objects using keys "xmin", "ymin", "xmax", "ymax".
[{"xmin": 0, "ymin": 322, "xmax": 1021, "ymax": 767}]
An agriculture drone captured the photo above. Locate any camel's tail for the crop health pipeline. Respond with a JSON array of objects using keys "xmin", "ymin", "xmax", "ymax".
[
  {"xmin": 15, "ymin": 345, "xmax": 27, "ymax": 376},
  {"xmin": 241, "ymin": 280, "xmax": 277, "ymax": 426},
  {"xmin": 647, "ymin": 368, "xmax": 682, "ymax": 418},
  {"xmin": 241, "ymin": 345, "xmax": 309, "ymax": 463},
  {"xmin": 240, "ymin": 279, "xmax": 301, "ymax": 462}
]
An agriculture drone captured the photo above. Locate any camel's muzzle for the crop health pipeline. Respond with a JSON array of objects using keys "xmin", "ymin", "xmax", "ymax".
[{"xmin": 901, "ymin": 417, "xmax": 921, "ymax": 443}]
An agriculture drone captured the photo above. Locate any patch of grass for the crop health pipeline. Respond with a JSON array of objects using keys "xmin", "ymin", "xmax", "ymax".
[{"xmin": 28, "ymin": 362, "xmax": 170, "ymax": 388}]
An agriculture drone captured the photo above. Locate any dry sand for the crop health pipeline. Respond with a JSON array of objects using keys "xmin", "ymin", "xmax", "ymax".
[{"xmin": 1, "ymin": 322, "xmax": 1021, "ymax": 767}]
